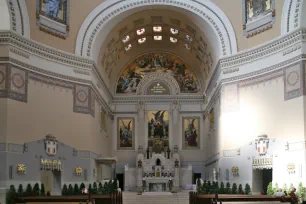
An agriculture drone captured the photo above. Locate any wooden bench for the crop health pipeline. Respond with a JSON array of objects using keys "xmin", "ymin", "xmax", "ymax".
[
  {"xmin": 190, "ymin": 192, "xmax": 295, "ymax": 204},
  {"xmin": 14, "ymin": 192, "xmax": 122, "ymax": 204}
]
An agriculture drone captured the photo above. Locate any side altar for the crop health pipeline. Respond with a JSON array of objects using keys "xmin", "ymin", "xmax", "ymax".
[{"xmin": 124, "ymin": 145, "xmax": 192, "ymax": 191}]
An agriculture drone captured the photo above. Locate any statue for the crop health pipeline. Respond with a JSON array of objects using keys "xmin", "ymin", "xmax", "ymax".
[
  {"xmin": 175, "ymin": 159, "xmax": 179, "ymax": 168},
  {"xmin": 138, "ymin": 160, "xmax": 142, "ymax": 168},
  {"xmin": 168, "ymin": 178, "xmax": 173, "ymax": 191},
  {"xmin": 142, "ymin": 178, "xmax": 146, "ymax": 192}
]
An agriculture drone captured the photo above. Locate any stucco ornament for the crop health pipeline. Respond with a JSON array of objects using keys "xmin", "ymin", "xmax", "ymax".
[
  {"xmin": 75, "ymin": 167, "xmax": 83, "ymax": 176},
  {"xmin": 45, "ymin": 134, "xmax": 58, "ymax": 156},
  {"xmin": 17, "ymin": 164, "xmax": 26, "ymax": 174},
  {"xmin": 255, "ymin": 134, "xmax": 269, "ymax": 156}
]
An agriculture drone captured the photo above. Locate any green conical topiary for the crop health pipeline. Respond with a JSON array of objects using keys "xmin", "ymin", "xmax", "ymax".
[
  {"xmin": 88, "ymin": 184, "xmax": 92, "ymax": 194},
  {"xmin": 282, "ymin": 183, "xmax": 288, "ymax": 194},
  {"xmin": 196, "ymin": 178, "xmax": 202, "ymax": 193},
  {"xmin": 226, "ymin": 182, "xmax": 231, "ymax": 194},
  {"xmin": 17, "ymin": 184, "xmax": 24, "ymax": 197},
  {"xmin": 113, "ymin": 179, "xmax": 118, "ymax": 193},
  {"xmin": 92, "ymin": 182, "xmax": 98, "ymax": 195},
  {"xmin": 73, "ymin": 184, "xmax": 80, "ymax": 195},
  {"xmin": 33, "ymin": 183, "xmax": 40, "ymax": 196},
  {"xmin": 61, "ymin": 184, "xmax": 68, "ymax": 196},
  {"xmin": 297, "ymin": 182, "xmax": 306, "ymax": 203},
  {"xmin": 289, "ymin": 183, "xmax": 294, "ymax": 192},
  {"xmin": 80, "ymin": 183, "xmax": 85, "ymax": 194},
  {"xmin": 245, "ymin": 183, "xmax": 251, "ymax": 195},
  {"xmin": 238, "ymin": 184, "xmax": 243, "ymax": 194},
  {"xmin": 273, "ymin": 182, "xmax": 279, "ymax": 195},
  {"xmin": 267, "ymin": 182, "xmax": 274, "ymax": 195},
  {"xmin": 25, "ymin": 184, "xmax": 33, "ymax": 197},
  {"xmin": 6, "ymin": 185, "xmax": 17, "ymax": 204},
  {"xmin": 40, "ymin": 184, "xmax": 45, "ymax": 196},
  {"xmin": 67, "ymin": 184, "xmax": 73, "ymax": 196},
  {"xmin": 232, "ymin": 183, "xmax": 237, "ymax": 194},
  {"xmin": 219, "ymin": 182, "xmax": 225, "ymax": 194},
  {"xmin": 103, "ymin": 182, "xmax": 108, "ymax": 195},
  {"xmin": 207, "ymin": 181, "xmax": 212, "ymax": 194},
  {"xmin": 98, "ymin": 182, "xmax": 103, "ymax": 195}
]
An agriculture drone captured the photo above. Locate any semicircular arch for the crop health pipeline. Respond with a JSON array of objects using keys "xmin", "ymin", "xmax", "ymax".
[{"xmin": 75, "ymin": 0, "xmax": 237, "ymax": 63}]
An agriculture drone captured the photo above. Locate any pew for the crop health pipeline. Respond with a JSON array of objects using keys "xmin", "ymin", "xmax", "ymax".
[
  {"xmin": 14, "ymin": 192, "xmax": 123, "ymax": 204},
  {"xmin": 190, "ymin": 192, "xmax": 295, "ymax": 204}
]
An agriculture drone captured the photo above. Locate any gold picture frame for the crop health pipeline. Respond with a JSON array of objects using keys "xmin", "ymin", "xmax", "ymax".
[
  {"xmin": 117, "ymin": 118, "xmax": 135, "ymax": 150},
  {"xmin": 182, "ymin": 117, "xmax": 200, "ymax": 150}
]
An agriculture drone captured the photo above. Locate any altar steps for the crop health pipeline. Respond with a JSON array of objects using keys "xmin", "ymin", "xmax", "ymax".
[{"xmin": 122, "ymin": 191, "xmax": 189, "ymax": 204}]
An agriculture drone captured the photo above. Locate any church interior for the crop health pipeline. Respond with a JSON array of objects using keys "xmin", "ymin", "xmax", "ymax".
[{"xmin": 1, "ymin": 0, "xmax": 306, "ymax": 203}]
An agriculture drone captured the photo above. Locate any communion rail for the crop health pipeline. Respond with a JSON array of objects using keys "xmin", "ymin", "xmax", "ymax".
[
  {"xmin": 14, "ymin": 192, "xmax": 123, "ymax": 204},
  {"xmin": 189, "ymin": 192, "xmax": 295, "ymax": 204}
]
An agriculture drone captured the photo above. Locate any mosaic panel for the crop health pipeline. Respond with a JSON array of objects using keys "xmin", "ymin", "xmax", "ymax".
[
  {"xmin": 284, "ymin": 63, "xmax": 303, "ymax": 101},
  {"xmin": 7, "ymin": 66, "xmax": 27, "ymax": 103},
  {"xmin": 221, "ymin": 83, "xmax": 239, "ymax": 113}
]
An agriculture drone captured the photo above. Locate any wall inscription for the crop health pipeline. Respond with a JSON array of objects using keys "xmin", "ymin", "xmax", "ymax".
[{"xmin": 146, "ymin": 82, "xmax": 170, "ymax": 95}]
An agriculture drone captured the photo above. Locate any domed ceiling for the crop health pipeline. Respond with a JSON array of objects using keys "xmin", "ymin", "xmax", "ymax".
[{"xmin": 97, "ymin": 9, "xmax": 215, "ymax": 95}]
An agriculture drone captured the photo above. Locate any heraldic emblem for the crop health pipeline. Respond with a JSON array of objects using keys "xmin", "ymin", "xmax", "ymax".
[
  {"xmin": 45, "ymin": 134, "xmax": 58, "ymax": 156},
  {"xmin": 255, "ymin": 134, "xmax": 269, "ymax": 156}
]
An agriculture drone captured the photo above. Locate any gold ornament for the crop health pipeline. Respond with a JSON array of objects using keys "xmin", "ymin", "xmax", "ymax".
[
  {"xmin": 232, "ymin": 166, "xmax": 239, "ymax": 176},
  {"xmin": 17, "ymin": 164, "xmax": 26, "ymax": 174},
  {"xmin": 76, "ymin": 167, "xmax": 83, "ymax": 176}
]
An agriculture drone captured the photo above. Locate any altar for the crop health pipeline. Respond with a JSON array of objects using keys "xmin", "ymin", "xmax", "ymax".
[{"xmin": 124, "ymin": 145, "xmax": 192, "ymax": 192}]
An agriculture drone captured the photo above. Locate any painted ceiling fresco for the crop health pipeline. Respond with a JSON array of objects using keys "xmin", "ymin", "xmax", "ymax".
[{"xmin": 116, "ymin": 53, "xmax": 200, "ymax": 94}]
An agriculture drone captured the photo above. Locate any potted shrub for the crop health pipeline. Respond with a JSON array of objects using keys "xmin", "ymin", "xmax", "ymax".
[
  {"xmin": 244, "ymin": 183, "xmax": 251, "ymax": 195},
  {"xmin": 40, "ymin": 184, "xmax": 45, "ymax": 196}
]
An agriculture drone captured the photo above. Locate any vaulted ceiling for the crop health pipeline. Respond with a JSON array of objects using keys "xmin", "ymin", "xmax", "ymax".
[{"xmin": 97, "ymin": 9, "xmax": 215, "ymax": 94}]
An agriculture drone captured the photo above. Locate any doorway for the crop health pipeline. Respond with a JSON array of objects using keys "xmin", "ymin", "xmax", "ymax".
[
  {"xmin": 40, "ymin": 170, "xmax": 62, "ymax": 195},
  {"xmin": 252, "ymin": 169, "xmax": 272, "ymax": 194},
  {"xmin": 116, "ymin": 174, "xmax": 124, "ymax": 191},
  {"xmin": 53, "ymin": 171, "xmax": 62, "ymax": 194},
  {"xmin": 193, "ymin": 173, "xmax": 202, "ymax": 184}
]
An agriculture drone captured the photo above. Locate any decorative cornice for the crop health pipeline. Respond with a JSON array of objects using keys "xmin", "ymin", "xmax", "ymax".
[
  {"xmin": 206, "ymin": 29, "xmax": 306, "ymax": 97},
  {"xmin": 113, "ymin": 95, "xmax": 205, "ymax": 104},
  {"xmin": 204, "ymin": 54, "xmax": 306, "ymax": 115},
  {"xmin": 220, "ymin": 29, "xmax": 305, "ymax": 68},
  {"xmin": 73, "ymin": 68, "xmax": 91, "ymax": 76},
  {"xmin": 0, "ymin": 57, "xmax": 113, "ymax": 114},
  {"xmin": 9, "ymin": 47, "xmax": 30, "ymax": 59},
  {"xmin": 0, "ymin": 31, "xmax": 113, "ymax": 102}
]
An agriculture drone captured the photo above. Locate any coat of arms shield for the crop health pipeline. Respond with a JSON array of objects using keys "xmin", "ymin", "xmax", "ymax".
[
  {"xmin": 255, "ymin": 134, "xmax": 269, "ymax": 156},
  {"xmin": 45, "ymin": 134, "xmax": 58, "ymax": 156}
]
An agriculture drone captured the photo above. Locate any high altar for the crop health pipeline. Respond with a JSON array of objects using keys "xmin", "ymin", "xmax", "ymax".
[{"xmin": 124, "ymin": 145, "xmax": 192, "ymax": 191}]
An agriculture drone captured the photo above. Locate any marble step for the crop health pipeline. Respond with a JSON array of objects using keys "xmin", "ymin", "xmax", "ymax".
[{"xmin": 123, "ymin": 192, "xmax": 189, "ymax": 204}]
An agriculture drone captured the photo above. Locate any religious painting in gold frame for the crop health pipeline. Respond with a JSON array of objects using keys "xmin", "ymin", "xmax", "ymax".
[
  {"xmin": 37, "ymin": 0, "xmax": 68, "ymax": 23},
  {"xmin": 117, "ymin": 118, "xmax": 135, "ymax": 150},
  {"xmin": 182, "ymin": 117, "xmax": 200, "ymax": 150},
  {"xmin": 147, "ymin": 110, "xmax": 169, "ymax": 152}
]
